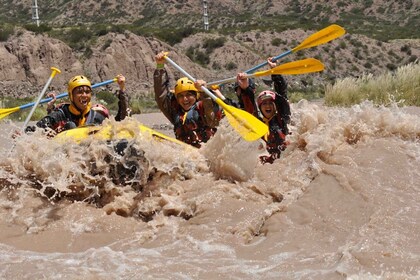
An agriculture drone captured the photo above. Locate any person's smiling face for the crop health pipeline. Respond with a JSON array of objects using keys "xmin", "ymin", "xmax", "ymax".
[
  {"xmin": 72, "ymin": 86, "xmax": 92, "ymax": 111},
  {"xmin": 260, "ymin": 100, "xmax": 276, "ymax": 119},
  {"xmin": 176, "ymin": 91, "xmax": 197, "ymax": 111}
]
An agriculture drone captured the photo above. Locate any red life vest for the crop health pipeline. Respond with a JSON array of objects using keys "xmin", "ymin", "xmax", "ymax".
[{"xmin": 172, "ymin": 103, "xmax": 219, "ymax": 148}]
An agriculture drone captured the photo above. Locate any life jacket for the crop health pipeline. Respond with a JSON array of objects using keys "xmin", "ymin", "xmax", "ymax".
[
  {"xmin": 262, "ymin": 113, "xmax": 287, "ymax": 157},
  {"xmin": 51, "ymin": 103, "xmax": 109, "ymax": 133},
  {"xmin": 235, "ymin": 79, "xmax": 258, "ymax": 116},
  {"xmin": 172, "ymin": 103, "xmax": 217, "ymax": 148}
]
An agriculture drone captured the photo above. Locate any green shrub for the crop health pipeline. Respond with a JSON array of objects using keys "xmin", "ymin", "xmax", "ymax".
[
  {"xmin": 212, "ymin": 61, "xmax": 221, "ymax": 70},
  {"xmin": 23, "ymin": 23, "xmax": 52, "ymax": 33},
  {"xmin": 400, "ymin": 44, "xmax": 411, "ymax": 53},
  {"xmin": 101, "ymin": 39, "xmax": 112, "ymax": 51},
  {"xmin": 186, "ymin": 46, "xmax": 195, "ymax": 60},
  {"xmin": 156, "ymin": 27, "xmax": 195, "ymax": 45},
  {"xmin": 96, "ymin": 91, "xmax": 118, "ymax": 108},
  {"xmin": 83, "ymin": 47, "xmax": 93, "ymax": 59},
  {"xmin": 0, "ymin": 24, "xmax": 14, "ymax": 41},
  {"xmin": 386, "ymin": 63, "xmax": 397, "ymax": 71},
  {"xmin": 271, "ymin": 38, "xmax": 283, "ymax": 47},
  {"xmin": 408, "ymin": 55, "xmax": 417, "ymax": 63},
  {"xmin": 203, "ymin": 37, "xmax": 226, "ymax": 53},
  {"xmin": 364, "ymin": 62, "xmax": 372, "ymax": 69},
  {"xmin": 195, "ymin": 50, "xmax": 210, "ymax": 66},
  {"xmin": 67, "ymin": 27, "xmax": 93, "ymax": 45},
  {"xmin": 225, "ymin": 61, "xmax": 237, "ymax": 70}
]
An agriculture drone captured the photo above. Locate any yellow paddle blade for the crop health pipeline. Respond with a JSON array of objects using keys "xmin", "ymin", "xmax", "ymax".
[
  {"xmin": 55, "ymin": 123, "xmax": 190, "ymax": 147},
  {"xmin": 292, "ymin": 24, "xmax": 346, "ymax": 52},
  {"xmin": 138, "ymin": 125, "xmax": 190, "ymax": 147},
  {"xmin": 252, "ymin": 58, "xmax": 324, "ymax": 77},
  {"xmin": 216, "ymin": 99, "xmax": 268, "ymax": 142},
  {"xmin": 0, "ymin": 107, "xmax": 20, "ymax": 120}
]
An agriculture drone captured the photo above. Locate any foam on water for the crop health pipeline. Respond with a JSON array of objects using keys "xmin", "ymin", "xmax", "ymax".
[{"xmin": 0, "ymin": 103, "xmax": 419, "ymax": 279}]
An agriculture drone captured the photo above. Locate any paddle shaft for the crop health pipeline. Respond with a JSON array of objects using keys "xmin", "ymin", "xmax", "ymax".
[
  {"xmin": 206, "ymin": 69, "xmax": 278, "ymax": 86},
  {"xmin": 22, "ymin": 67, "xmax": 60, "ymax": 130},
  {"xmin": 207, "ymin": 51, "xmax": 292, "ymax": 86},
  {"xmin": 246, "ymin": 50, "xmax": 292, "ymax": 74},
  {"xmin": 18, "ymin": 78, "xmax": 116, "ymax": 110}
]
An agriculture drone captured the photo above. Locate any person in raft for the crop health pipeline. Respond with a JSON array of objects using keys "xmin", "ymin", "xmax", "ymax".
[
  {"xmin": 153, "ymin": 51, "xmax": 223, "ymax": 148},
  {"xmin": 235, "ymin": 57, "xmax": 291, "ymax": 127},
  {"xmin": 25, "ymin": 74, "xmax": 130, "ymax": 135},
  {"xmin": 256, "ymin": 57, "xmax": 291, "ymax": 164},
  {"xmin": 256, "ymin": 90, "xmax": 289, "ymax": 164}
]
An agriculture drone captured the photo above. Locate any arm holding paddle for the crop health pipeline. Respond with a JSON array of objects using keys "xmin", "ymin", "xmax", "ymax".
[
  {"xmin": 153, "ymin": 51, "xmax": 223, "ymax": 147},
  {"xmin": 233, "ymin": 72, "xmax": 258, "ymax": 116},
  {"xmin": 114, "ymin": 74, "xmax": 131, "ymax": 121},
  {"xmin": 46, "ymin": 92, "xmax": 58, "ymax": 113}
]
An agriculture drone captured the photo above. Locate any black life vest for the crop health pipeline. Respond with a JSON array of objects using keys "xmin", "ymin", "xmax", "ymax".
[
  {"xmin": 49, "ymin": 103, "xmax": 108, "ymax": 133},
  {"xmin": 262, "ymin": 114, "xmax": 287, "ymax": 156}
]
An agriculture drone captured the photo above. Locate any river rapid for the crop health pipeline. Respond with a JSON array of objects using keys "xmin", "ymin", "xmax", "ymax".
[{"xmin": 0, "ymin": 101, "xmax": 419, "ymax": 279}]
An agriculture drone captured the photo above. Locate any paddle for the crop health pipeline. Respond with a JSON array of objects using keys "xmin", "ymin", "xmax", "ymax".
[
  {"xmin": 207, "ymin": 24, "xmax": 345, "ymax": 86},
  {"xmin": 22, "ymin": 67, "xmax": 61, "ymax": 130},
  {"xmin": 0, "ymin": 78, "xmax": 117, "ymax": 121},
  {"xmin": 207, "ymin": 58, "xmax": 324, "ymax": 86},
  {"xmin": 163, "ymin": 54, "xmax": 268, "ymax": 142},
  {"xmin": 245, "ymin": 24, "xmax": 345, "ymax": 74}
]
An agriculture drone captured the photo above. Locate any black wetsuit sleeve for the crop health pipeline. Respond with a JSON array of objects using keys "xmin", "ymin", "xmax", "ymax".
[
  {"xmin": 115, "ymin": 90, "xmax": 129, "ymax": 121},
  {"xmin": 272, "ymin": 74, "xmax": 291, "ymax": 124},
  {"xmin": 236, "ymin": 79, "xmax": 257, "ymax": 115}
]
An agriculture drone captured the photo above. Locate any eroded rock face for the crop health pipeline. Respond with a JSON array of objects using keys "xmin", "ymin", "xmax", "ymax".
[
  {"xmin": 0, "ymin": 29, "xmax": 212, "ymax": 99},
  {"xmin": 1, "ymin": 31, "xmax": 82, "ymax": 98},
  {"xmin": 0, "ymin": 28, "xmax": 418, "ymax": 100}
]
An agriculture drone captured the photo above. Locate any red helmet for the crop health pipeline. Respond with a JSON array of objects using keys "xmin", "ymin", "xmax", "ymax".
[{"xmin": 257, "ymin": 90, "xmax": 276, "ymax": 107}]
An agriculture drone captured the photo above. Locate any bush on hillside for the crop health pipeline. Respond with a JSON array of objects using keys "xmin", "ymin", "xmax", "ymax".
[{"xmin": 0, "ymin": 24, "xmax": 14, "ymax": 41}]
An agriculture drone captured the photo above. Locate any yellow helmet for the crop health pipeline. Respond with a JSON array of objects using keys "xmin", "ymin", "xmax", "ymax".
[
  {"xmin": 174, "ymin": 77, "xmax": 199, "ymax": 99},
  {"xmin": 67, "ymin": 75, "xmax": 92, "ymax": 101}
]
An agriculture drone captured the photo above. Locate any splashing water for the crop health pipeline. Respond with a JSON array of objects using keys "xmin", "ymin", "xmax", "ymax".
[{"xmin": 0, "ymin": 102, "xmax": 419, "ymax": 279}]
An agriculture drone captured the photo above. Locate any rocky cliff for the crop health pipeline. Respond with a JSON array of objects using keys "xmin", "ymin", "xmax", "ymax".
[{"xmin": 1, "ymin": 27, "xmax": 418, "ymax": 100}]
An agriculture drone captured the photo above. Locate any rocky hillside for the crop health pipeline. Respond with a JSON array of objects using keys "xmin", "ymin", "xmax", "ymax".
[
  {"xmin": 0, "ymin": 0, "xmax": 419, "ymax": 99},
  {"xmin": 2, "ymin": 0, "xmax": 418, "ymax": 33}
]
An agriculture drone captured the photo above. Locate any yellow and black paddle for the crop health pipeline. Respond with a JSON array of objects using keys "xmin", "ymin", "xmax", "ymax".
[
  {"xmin": 208, "ymin": 24, "xmax": 345, "ymax": 86},
  {"xmin": 207, "ymin": 58, "xmax": 324, "ymax": 86},
  {"xmin": 0, "ymin": 78, "xmax": 117, "ymax": 121},
  {"xmin": 164, "ymin": 54, "xmax": 268, "ymax": 142}
]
